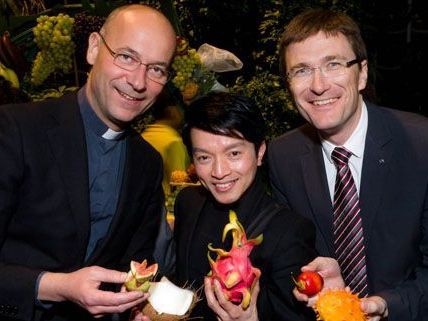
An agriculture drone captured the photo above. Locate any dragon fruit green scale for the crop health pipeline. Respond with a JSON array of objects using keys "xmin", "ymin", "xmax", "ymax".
[{"xmin": 207, "ymin": 210, "xmax": 263, "ymax": 309}]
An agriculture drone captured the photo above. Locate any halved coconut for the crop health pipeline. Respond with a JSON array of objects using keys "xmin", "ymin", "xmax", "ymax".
[{"xmin": 142, "ymin": 277, "xmax": 197, "ymax": 321}]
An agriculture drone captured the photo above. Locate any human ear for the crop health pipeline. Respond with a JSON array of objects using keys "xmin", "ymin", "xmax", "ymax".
[
  {"xmin": 257, "ymin": 141, "xmax": 266, "ymax": 166},
  {"xmin": 358, "ymin": 59, "xmax": 368, "ymax": 91},
  {"xmin": 86, "ymin": 32, "xmax": 101, "ymax": 66}
]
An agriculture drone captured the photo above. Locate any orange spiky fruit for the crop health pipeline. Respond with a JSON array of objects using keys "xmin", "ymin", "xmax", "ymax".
[{"xmin": 314, "ymin": 289, "xmax": 366, "ymax": 321}]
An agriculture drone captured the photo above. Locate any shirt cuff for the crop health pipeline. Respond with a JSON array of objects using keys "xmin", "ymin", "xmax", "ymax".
[{"xmin": 35, "ymin": 271, "xmax": 54, "ymax": 309}]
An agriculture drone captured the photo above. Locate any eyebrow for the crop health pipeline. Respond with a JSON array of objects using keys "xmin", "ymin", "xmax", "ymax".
[
  {"xmin": 289, "ymin": 55, "xmax": 350, "ymax": 69},
  {"xmin": 192, "ymin": 141, "xmax": 246, "ymax": 154},
  {"xmin": 115, "ymin": 46, "xmax": 170, "ymax": 67}
]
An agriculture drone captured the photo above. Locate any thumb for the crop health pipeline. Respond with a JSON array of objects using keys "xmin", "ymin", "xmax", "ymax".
[
  {"xmin": 361, "ymin": 300, "xmax": 377, "ymax": 314},
  {"xmin": 302, "ymin": 259, "xmax": 319, "ymax": 272},
  {"xmin": 251, "ymin": 279, "xmax": 261, "ymax": 303}
]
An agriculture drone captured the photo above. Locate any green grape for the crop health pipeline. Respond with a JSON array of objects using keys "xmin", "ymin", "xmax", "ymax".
[
  {"xmin": 30, "ymin": 52, "xmax": 55, "ymax": 86},
  {"xmin": 31, "ymin": 14, "xmax": 75, "ymax": 86},
  {"xmin": 171, "ymin": 51, "xmax": 202, "ymax": 89}
]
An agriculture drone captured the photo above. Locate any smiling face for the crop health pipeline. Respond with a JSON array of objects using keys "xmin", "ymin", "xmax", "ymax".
[
  {"xmin": 285, "ymin": 31, "xmax": 368, "ymax": 145},
  {"xmin": 85, "ymin": 6, "xmax": 176, "ymax": 131},
  {"xmin": 190, "ymin": 128, "xmax": 266, "ymax": 205}
]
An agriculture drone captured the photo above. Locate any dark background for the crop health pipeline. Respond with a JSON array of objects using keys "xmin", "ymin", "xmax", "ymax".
[
  {"xmin": 2, "ymin": 0, "xmax": 427, "ymax": 120},
  {"xmin": 171, "ymin": 0, "xmax": 428, "ymax": 117}
]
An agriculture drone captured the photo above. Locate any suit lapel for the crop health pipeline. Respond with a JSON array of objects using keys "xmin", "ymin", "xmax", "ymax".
[
  {"xmin": 359, "ymin": 104, "xmax": 393, "ymax": 245},
  {"xmin": 301, "ymin": 142, "xmax": 336, "ymax": 256},
  {"xmin": 46, "ymin": 95, "xmax": 90, "ymax": 258}
]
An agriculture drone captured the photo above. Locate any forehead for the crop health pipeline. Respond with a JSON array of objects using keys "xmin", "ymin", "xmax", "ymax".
[
  {"xmin": 104, "ymin": 9, "xmax": 175, "ymax": 62},
  {"xmin": 190, "ymin": 128, "xmax": 251, "ymax": 151},
  {"xmin": 285, "ymin": 31, "xmax": 354, "ymax": 67}
]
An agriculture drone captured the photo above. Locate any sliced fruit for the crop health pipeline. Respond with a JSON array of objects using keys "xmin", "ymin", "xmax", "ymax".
[{"xmin": 124, "ymin": 259, "xmax": 158, "ymax": 292}]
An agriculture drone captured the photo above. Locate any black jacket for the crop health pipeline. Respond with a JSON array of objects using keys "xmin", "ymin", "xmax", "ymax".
[
  {"xmin": 174, "ymin": 176, "xmax": 317, "ymax": 321},
  {"xmin": 0, "ymin": 94, "xmax": 164, "ymax": 321},
  {"xmin": 268, "ymin": 103, "xmax": 428, "ymax": 321}
]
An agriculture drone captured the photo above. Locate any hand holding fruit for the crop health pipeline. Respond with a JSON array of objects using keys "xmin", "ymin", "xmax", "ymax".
[
  {"xmin": 38, "ymin": 266, "xmax": 148, "ymax": 318},
  {"xmin": 205, "ymin": 277, "xmax": 260, "ymax": 321},
  {"xmin": 360, "ymin": 296, "xmax": 388, "ymax": 321},
  {"xmin": 124, "ymin": 259, "xmax": 158, "ymax": 292},
  {"xmin": 293, "ymin": 256, "xmax": 344, "ymax": 307},
  {"xmin": 293, "ymin": 271, "xmax": 324, "ymax": 296}
]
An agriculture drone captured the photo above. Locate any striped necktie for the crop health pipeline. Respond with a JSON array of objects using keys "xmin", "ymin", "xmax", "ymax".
[{"xmin": 331, "ymin": 147, "xmax": 368, "ymax": 297}]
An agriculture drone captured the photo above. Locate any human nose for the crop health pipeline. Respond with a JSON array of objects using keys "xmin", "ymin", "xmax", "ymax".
[
  {"xmin": 126, "ymin": 64, "xmax": 148, "ymax": 91},
  {"xmin": 309, "ymin": 68, "xmax": 330, "ymax": 94},
  {"xmin": 211, "ymin": 157, "xmax": 231, "ymax": 179}
]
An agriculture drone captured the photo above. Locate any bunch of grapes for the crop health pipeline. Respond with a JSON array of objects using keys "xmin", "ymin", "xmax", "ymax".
[
  {"xmin": 73, "ymin": 12, "xmax": 105, "ymax": 73},
  {"xmin": 171, "ymin": 49, "xmax": 202, "ymax": 91},
  {"xmin": 31, "ymin": 14, "xmax": 75, "ymax": 86}
]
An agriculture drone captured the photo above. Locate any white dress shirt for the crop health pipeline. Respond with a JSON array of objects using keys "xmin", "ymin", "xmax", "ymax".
[{"xmin": 321, "ymin": 102, "xmax": 368, "ymax": 202}]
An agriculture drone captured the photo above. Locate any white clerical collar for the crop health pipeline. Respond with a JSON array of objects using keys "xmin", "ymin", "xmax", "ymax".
[{"xmin": 102, "ymin": 128, "xmax": 124, "ymax": 140}]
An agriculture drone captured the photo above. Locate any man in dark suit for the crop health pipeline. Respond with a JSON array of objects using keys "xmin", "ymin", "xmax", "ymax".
[
  {"xmin": 0, "ymin": 4, "xmax": 176, "ymax": 321},
  {"xmin": 268, "ymin": 8, "xmax": 428, "ymax": 321}
]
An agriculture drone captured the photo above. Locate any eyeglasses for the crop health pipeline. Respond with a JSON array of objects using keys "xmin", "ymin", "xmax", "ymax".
[
  {"xmin": 98, "ymin": 33, "xmax": 171, "ymax": 85},
  {"xmin": 287, "ymin": 58, "xmax": 362, "ymax": 83}
]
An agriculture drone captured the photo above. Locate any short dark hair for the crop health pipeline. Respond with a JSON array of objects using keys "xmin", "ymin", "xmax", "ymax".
[
  {"xmin": 279, "ymin": 8, "xmax": 367, "ymax": 76},
  {"xmin": 182, "ymin": 91, "xmax": 266, "ymax": 155}
]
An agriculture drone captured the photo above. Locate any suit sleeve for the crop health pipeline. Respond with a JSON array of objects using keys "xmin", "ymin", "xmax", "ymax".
[
  {"xmin": 0, "ymin": 106, "xmax": 41, "ymax": 321},
  {"xmin": 257, "ymin": 213, "xmax": 317, "ymax": 321},
  {"xmin": 376, "ymin": 187, "xmax": 428, "ymax": 321},
  {"xmin": 268, "ymin": 141, "xmax": 292, "ymax": 208},
  {"xmin": 369, "ymin": 112, "xmax": 428, "ymax": 321}
]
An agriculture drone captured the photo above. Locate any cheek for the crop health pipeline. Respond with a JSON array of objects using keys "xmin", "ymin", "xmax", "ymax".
[
  {"xmin": 148, "ymin": 84, "xmax": 164, "ymax": 98},
  {"xmin": 237, "ymin": 160, "xmax": 258, "ymax": 178},
  {"xmin": 295, "ymin": 104, "xmax": 311, "ymax": 123},
  {"xmin": 291, "ymin": 89, "xmax": 310, "ymax": 111},
  {"xmin": 194, "ymin": 163, "xmax": 209, "ymax": 179},
  {"xmin": 289, "ymin": 85, "xmax": 303, "ymax": 102}
]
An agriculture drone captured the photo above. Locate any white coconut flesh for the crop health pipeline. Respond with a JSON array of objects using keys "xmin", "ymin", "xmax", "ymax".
[{"xmin": 148, "ymin": 277, "xmax": 194, "ymax": 316}]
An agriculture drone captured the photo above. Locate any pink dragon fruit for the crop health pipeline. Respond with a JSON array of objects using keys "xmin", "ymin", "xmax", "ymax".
[{"xmin": 207, "ymin": 210, "xmax": 263, "ymax": 309}]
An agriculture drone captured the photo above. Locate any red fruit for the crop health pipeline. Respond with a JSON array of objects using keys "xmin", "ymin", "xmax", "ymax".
[
  {"xmin": 207, "ymin": 210, "xmax": 263, "ymax": 310},
  {"xmin": 293, "ymin": 271, "xmax": 324, "ymax": 296}
]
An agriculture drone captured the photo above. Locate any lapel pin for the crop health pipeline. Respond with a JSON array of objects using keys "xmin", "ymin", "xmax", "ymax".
[{"xmin": 378, "ymin": 158, "xmax": 385, "ymax": 165}]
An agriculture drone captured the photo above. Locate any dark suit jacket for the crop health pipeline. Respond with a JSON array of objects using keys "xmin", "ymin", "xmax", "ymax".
[
  {"xmin": 268, "ymin": 102, "xmax": 428, "ymax": 321},
  {"xmin": 0, "ymin": 94, "xmax": 164, "ymax": 321},
  {"xmin": 174, "ymin": 178, "xmax": 317, "ymax": 321}
]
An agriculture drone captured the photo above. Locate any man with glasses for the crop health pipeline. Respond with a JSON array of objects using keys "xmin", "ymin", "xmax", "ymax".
[
  {"xmin": 268, "ymin": 8, "xmax": 428, "ymax": 321},
  {"xmin": 0, "ymin": 4, "xmax": 176, "ymax": 321}
]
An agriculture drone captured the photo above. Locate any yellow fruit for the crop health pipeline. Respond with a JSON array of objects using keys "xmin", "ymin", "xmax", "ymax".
[
  {"xmin": 170, "ymin": 170, "xmax": 190, "ymax": 183},
  {"xmin": 314, "ymin": 289, "xmax": 366, "ymax": 321},
  {"xmin": 0, "ymin": 62, "xmax": 19, "ymax": 88},
  {"xmin": 182, "ymin": 82, "xmax": 199, "ymax": 102}
]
